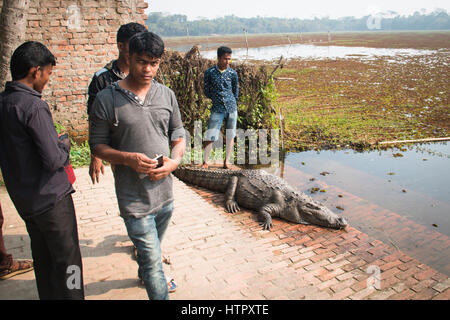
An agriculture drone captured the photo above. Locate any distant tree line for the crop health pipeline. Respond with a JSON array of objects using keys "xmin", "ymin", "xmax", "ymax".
[{"xmin": 146, "ymin": 9, "xmax": 450, "ymax": 37}]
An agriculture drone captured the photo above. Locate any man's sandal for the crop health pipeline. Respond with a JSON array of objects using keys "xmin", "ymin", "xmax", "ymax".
[
  {"xmin": 138, "ymin": 273, "xmax": 177, "ymax": 293},
  {"xmin": 167, "ymin": 279, "xmax": 177, "ymax": 293},
  {"xmin": 0, "ymin": 259, "xmax": 34, "ymax": 280}
]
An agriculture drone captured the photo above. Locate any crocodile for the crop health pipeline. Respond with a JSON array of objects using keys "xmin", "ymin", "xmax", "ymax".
[{"xmin": 173, "ymin": 166, "xmax": 348, "ymax": 231}]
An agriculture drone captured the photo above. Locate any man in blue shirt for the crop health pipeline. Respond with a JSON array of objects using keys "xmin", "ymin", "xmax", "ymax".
[{"xmin": 202, "ymin": 46, "xmax": 239, "ymax": 169}]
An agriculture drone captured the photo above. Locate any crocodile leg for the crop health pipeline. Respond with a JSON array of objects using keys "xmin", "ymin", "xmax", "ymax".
[
  {"xmin": 258, "ymin": 191, "xmax": 284, "ymax": 231},
  {"xmin": 224, "ymin": 176, "xmax": 240, "ymax": 213}
]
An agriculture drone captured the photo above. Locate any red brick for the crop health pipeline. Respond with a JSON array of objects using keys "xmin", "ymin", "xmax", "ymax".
[
  {"xmin": 397, "ymin": 260, "xmax": 420, "ymax": 272},
  {"xmin": 317, "ymin": 268, "xmax": 345, "ymax": 282},
  {"xmin": 412, "ymin": 288, "xmax": 439, "ymax": 300},
  {"xmin": 310, "ymin": 251, "xmax": 336, "ymax": 263},
  {"xmin": 351, "ymin": 278, "xmax": 370, "ymax": 292},
  {"xmin": 342, "ymin": 260, "xmax": 367, "ymax": 272},
  {"xmin": 432, "ymin": 288, "xmax": 450, "ymax": 300},
  {"xmin": 293, "ymin": 236, "xmax": 312, "ymax": 246},
  {"xmin": 292, "ymin": 259, "xmax": 313, "ymax": 269},
  {"xmin": 330, "ymin": 287, "xmax": 355, "ymax": 300},
  {"xmin": 331, "ymin": 277, "xmax": 357, "ymax": 293},
  {"xmin": 396, "ymin": 267, "xmax": 421, "ymax": 280},
  {"xmin": 414, "ymin": 268, "xmax": 438, "ymax": 281},
  {"xmin": 381, "ymin": 276, "xmax": 402, "ymax": 290},
  {"xmin": 411, "ymin": 279, "xmax": 437, "ymax": 293},
  {"xmin": 389, "ymin": 289, "xmax": 417, "ymax": 300},
  {"xmin": 381, "ymin": 267, "xmax": 401, "ymax": 280}
]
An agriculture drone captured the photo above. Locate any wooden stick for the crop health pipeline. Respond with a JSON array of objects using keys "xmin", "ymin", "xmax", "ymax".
[
  {"xmin": 270, "ymin": 56, "xmax": 284, "ymax": 78},
  {"xmin": 378, "ymin": 137, "xmax": 450, "ymax": 145},
  {"xmin": 243, "ymin": 28, "xmax": 249, "ymax": 63}
]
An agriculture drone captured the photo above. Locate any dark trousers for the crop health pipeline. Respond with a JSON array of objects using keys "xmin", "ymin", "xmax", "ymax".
[
  {"xmin": 0, "ymin": 202, "xmax": 13, "ymax": 271},
  {"xmin": 24, "ymin": 194, "xmax": 84, "ymax": 300}
]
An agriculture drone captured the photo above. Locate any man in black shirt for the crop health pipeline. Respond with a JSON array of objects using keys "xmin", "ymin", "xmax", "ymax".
[
  {"xmin": 87, "ymin": 22, "xmax": 148, "ymax": 184},
  {"xmin": 0, "ymin": 42, "xmax": 84, "ymax": 299}
]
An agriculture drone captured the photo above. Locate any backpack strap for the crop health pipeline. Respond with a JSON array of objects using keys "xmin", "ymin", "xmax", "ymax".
[{"xmin": 111, "ymin": 84, "xmax": 119, "ymax": 127}]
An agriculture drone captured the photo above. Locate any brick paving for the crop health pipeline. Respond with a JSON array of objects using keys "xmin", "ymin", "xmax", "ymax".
[
  {"xmin": 0, "ymin": 166, "xmax": 448, "ymax": 300},
  {"xmin": 281, "ymin": 165, "xmax": 450, "ymax": 276}
]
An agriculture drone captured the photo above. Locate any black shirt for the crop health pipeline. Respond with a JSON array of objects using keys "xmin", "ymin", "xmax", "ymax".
[
  {"xmin": 0, "ymin": 81, "xmax": 73, "ymax": 219},
  {"xmin": 87, "ymin": 60, "xmax": 126, "ymax": 116}
]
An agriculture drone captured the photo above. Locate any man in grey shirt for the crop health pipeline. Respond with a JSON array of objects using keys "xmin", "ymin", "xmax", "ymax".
[{"xmin": 89, "ymin": 32, "xmax": 185, "ymax": 300}]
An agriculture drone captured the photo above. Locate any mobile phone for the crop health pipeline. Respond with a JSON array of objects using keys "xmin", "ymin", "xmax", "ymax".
[
  {"xmin": 58, "ymin": 133, "xmax": 68, "ymax": 140},
  {"xmin": 154, "ymin": 154, "xmax": 163, "ymax": 168}
]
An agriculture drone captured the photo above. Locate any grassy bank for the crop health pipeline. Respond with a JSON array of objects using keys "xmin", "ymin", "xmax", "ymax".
[
  {"xmin": 164, "ymin": 31, "xmax": 450, "ymax": 51},
  {"xmin": 163, "ymin": 31, "xmax": 450, "ymax": 152},
  {"xmin": 273, "ymin": 52, "xmax": 449, "ymax": 151}
]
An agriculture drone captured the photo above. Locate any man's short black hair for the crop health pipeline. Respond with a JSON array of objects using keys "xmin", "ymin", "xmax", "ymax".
[
  {"xmin": 10, "ymin": 41, "xmax": 56, "ymax": 81},
  {"xmin": 217, "ymin": 46, "xmax": 232, "ymax": 58},
  {"xmin": 117, "ymin": 22, "xmax": 148, "ymax": 43},
  {"xmin": 128, "ymin": 32, "xmax": 165, "ymax": 58}
]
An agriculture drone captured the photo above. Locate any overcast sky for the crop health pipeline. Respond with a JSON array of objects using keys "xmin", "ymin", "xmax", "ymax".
[{"xmin": 145, "ymin": 0, "xmax": 449, "ymax": 20}]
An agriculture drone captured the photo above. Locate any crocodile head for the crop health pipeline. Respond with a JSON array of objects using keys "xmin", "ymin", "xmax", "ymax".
[{"xmin": 297, "ymin": 201, "xmax": 348, "ymax": 230}]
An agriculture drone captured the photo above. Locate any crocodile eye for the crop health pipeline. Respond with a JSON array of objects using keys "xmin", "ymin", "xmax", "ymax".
[{"xmin": 305, "ymin": 203, "xmax": 320, "ymax": 211}]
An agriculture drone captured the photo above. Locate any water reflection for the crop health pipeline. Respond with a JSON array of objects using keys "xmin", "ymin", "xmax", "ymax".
[{"xmin": 198, "ymin": 43, "xmax": 438, "ymax": 61}]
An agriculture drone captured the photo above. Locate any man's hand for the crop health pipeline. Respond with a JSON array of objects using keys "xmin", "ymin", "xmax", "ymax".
[
  {"xmin": 124, "ymin": 153, "xmax": 158, "ymax": 174},
  {"xmin": 57, "ymin": 133, "xmax": 71, "ymax": 150},
  {"xmin": 89, "ymin": 155, "xmax": 105, "ymax": 184},
  {"xmin": 147, "ymin": 157, "xmax": 179, "ymax": 181}
]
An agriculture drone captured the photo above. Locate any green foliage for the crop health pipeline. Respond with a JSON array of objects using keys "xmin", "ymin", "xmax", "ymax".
[
  {"xmin": 54, "ymin": 122, "xmax": 65, "ymax": 135},
  {"xmin": 156, "ymin": 48, "xmax": 279, "ymax": 134},
  {"xmin": 53, "ymin": 122, "xmax": 91, "ymax": 168},
  {"xmin": 147, "ymin": 11, "xmax": 450, "ymax": 37},
  {"xmin": 70, "ymin": 140, "xmax": 91, "ymax": 169}
]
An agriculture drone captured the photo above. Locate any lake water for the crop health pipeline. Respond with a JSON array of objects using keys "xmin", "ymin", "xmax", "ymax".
[
  {"xmin": 195, "ymin": 43, "xmax": 439, "ymax": 61},
  {"xmin": 255, "ymin": 142, "xmax": 450, "ymax": 275}
]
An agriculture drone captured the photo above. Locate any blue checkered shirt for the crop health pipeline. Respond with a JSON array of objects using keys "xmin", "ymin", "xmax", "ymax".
[{"xmin": 204, "ymin": 65, "xmax": 239, "ymax": 113}]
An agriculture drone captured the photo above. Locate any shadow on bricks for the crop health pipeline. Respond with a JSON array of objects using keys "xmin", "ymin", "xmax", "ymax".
[
  {"xmin": 85, "ymin": 279, "xmax": 140, "ymax": 297},
  {"xmin": 79, "ymin": 235, "xmax": 134, "ymax": 258}
]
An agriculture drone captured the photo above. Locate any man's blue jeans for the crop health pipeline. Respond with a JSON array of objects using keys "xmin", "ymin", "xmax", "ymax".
[{"xmin": 123, "ymin": 202, "xmax": 173, "ymax": 300}]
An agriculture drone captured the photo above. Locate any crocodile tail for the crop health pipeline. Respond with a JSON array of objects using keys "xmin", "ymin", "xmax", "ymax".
[{"xmin": 173, "ymin": 166, "xmax": 231, "ymax": 192}]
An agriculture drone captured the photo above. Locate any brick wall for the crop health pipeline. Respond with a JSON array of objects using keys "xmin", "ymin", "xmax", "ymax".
[{"xmin": 0, "ymin": 0, "xmax": 148, "ymax": 142}]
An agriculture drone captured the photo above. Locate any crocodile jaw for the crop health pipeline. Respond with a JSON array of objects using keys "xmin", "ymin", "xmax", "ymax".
[{"xmin": 298, "ymin": 202, "xmax": 348, "ymax": 230}]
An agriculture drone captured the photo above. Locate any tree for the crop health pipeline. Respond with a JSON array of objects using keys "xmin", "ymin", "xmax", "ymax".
[{"xmin": 0, "ymin": 0, "xmax": 30, "ymax": 90}]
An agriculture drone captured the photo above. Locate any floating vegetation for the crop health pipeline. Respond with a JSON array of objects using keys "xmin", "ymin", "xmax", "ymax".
[
  {"xmin": 310, "ymin": 187, "xmax": 320, "ymax": 194},
  {"xmin": 393, "ymin": 153, "xmax": 404, "ymax": 158},
  {"xmin": 273, "ymin": 41, "xmax": 449, "ymax": 151},
  {"xmin": 388, "ymin": 172, "xmax": 396, "ymax": 176},
  {"xmin": 336, "ymin": 206, "xmax": 345, "ymax": 211},
  {"xmin": 415, "ymin": 145, "xmax": 450, "ymax": 159},
  {"xmin": 320, "ymin": 171, "xmax": 331, "ymax": 176}
]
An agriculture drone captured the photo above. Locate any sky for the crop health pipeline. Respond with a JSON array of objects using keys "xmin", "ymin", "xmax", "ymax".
[{"xmin": 145, "ymin": 0, "xmax": 449, "ymax": 20}]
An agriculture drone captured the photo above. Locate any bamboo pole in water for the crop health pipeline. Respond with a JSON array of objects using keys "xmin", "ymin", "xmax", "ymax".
[
  {"xmin": 379, "ymin": 137, "xmax": 450, "ymax": 145},
  {"xmin": 243, "ymin": 28, "xmax": 249, "ymax": 63}
]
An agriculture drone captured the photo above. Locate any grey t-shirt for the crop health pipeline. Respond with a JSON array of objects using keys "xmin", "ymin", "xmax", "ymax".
[{"xmin": 89, "ymin": 80, "xmax": 185, "ymax": 219}]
